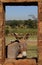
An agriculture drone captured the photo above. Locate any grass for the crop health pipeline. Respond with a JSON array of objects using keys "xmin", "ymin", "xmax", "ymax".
[
  {"xmin": 12, "ymin": 28, "xmax": 37, "ymax": 34},
  {"xmin": 27, "ymin": 43, "xmax": 37, "ymax": 58},
  {"xmin": 5, "ymin": 28, "xmax": 38, "ymax": 58},
  {"xmin": 5, "ymin": 36, "xmax": 16, "ymax": 45},
  {"xmin": 5, "ymin": 35, "xmax": 37, "ymax": 58}
]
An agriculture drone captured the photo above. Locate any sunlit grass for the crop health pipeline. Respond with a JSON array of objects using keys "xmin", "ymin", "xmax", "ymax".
[{"xmin": 5, "ymin": 28, "xmax": 37, "ymax": 58}]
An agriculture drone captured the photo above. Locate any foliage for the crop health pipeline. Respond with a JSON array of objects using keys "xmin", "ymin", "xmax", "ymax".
[
  {"xmin": 6, "ymin": 19, "xmax": 37, "ymax": 29},
  {"xmin": 5, "ymin": 26, "xmax": 9, "ymax": 35},
  {"xmin": 5, "ymin": 19, "xmax": 37, "ymax": 35}
]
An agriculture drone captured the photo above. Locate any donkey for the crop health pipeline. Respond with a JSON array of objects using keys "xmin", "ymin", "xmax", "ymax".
[{"xmin": 14, "ymin": 33, "xmax": 30, "ymax": 58}]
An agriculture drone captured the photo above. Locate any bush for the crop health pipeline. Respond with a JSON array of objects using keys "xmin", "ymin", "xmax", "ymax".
[{"xmin": 5, "ymin": 29, "xmax": 9, "ymax": 35}]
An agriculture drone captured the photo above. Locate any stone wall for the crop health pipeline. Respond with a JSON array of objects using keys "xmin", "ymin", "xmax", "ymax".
[
  {"xmin": 0, "ymin": 0, "xmax": 42, "ymax": 65},
  {"xmin": 1, "ymin": 0, "xmax": 39, "ymax": 3},
  {"xmin": 4, "ymin": 59, "xmax": 36, "ymax": 65},
  {"xmin": 0, "ymin": 2, "xmax": 5, "ymax": 65},
  {"xmin": 38, "ymin": 2, "xmax": 42, "ymax": 65}
]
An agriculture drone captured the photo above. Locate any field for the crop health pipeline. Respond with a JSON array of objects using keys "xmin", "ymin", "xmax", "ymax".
[{"xmin": 5, "ymin": 28, "xmax": 37, "ymax": 58}]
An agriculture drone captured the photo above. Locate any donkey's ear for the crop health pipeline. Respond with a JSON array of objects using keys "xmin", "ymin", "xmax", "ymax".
[
  {"xmin": 14, "ymin": 33, "xmax": 19, "ymax": 39},
  {"xmin": 24, "ymin": 33, "xmax": 30, "ymax": 39}
]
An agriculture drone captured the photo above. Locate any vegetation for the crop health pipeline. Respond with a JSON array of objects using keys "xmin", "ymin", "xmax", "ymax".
[
  {"xmin": 5, "ymin": 19, "xmax": 38, "ymax": 58},
  {"xmin": 6, "ymin": 19, "xmax": 37, "ymax": 28},
  {"xmin": 5, "ymin": 19, "xmax": 37, "ymax": 35}
]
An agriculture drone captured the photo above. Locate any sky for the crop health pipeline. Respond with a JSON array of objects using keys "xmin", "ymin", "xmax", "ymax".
[{"xmin": 5, "ymin": 6, "xmax": 38, "ymax": 20}]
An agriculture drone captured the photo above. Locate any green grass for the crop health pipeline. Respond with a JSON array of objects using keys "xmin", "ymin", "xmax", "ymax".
[
  {"xmin": 27, "ymin": 44, "xmax": 37, "ymax": 58},
  {"xmin": 5, "ymin": 28, "xmax": 38, "ymax": 58},
  {"xmin": 5, "ymin": 36, "xmax": 16, "ymax": 45},
  {"xmin": 5, "ymin": 35, "xmax": 37, "ymax": 45},
  {"xmin": 12, "ymin": 28, "xmax": 37, "ymax": 34},
  {"xmin": 5, "ymin": 35, "xmax": 37, "ymax": 58}
]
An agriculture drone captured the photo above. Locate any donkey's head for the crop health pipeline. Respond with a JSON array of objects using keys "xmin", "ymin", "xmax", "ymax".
[{"xmin": 14, "ymin": 33, "xmax": 30, "ymax": 57}]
